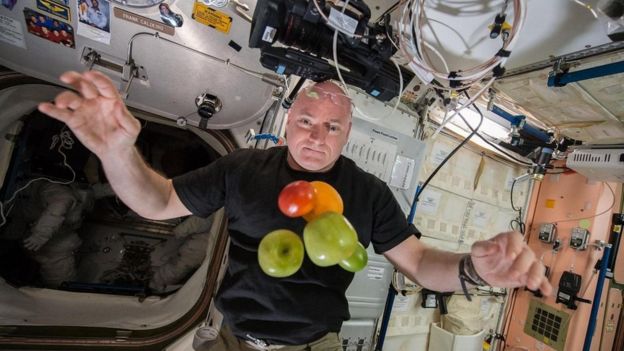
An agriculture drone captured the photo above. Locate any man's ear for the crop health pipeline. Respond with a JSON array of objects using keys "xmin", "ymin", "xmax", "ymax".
[{"xmin": 345, "ymin": 120, "xmax": 352, "ymax": 140}]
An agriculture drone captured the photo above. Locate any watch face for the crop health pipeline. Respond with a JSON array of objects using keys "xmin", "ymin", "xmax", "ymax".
[{"xmin": 110, "ymin": 0, "xmax": 165, "ymax": 8}]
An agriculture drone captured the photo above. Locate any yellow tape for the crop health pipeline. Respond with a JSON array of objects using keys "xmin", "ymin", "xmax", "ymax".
[{"xmin": 192, "ymin": 1, "xmax": 232, "ymax": 34}]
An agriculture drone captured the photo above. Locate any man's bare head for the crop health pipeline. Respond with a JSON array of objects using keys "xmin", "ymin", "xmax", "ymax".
[{"xmin": 285, "ymin": 81, "xmax": 353, "ymax": 172}]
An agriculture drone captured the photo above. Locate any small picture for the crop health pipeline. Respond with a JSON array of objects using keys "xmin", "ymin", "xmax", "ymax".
[
  {"xmin": 159, "ymin": 3, "xmax": 183, "ymax": 27},
  {"xmin": 37, "ymin": 0, "xmax": 71, "ymax": 22},
  {"xmin": 78, "ymin": 0, "xmax": 110, "ymax": 32},
  {"xmin": 2, "ymin": 0, "xmax": 18, "ymax": 11},
  {"xmin": 23, "ymin": 8, "xmax": 75, "ymax": 48},
  {"xmin": 77, "ymin": 0, "xmax": 110, "ymax": 44}
]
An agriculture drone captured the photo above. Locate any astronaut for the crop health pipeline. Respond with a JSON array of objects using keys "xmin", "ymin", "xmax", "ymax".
[
  {"xmin": 150, "ymin": 214, "xmax": 215, "ymax": 293},
  {"xmin": 1, "ymin": 181, "xmax": 113, "ymax": 288}
]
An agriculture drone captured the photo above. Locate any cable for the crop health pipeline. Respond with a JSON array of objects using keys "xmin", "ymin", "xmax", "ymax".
[
  {"xmin": 414, "ymin": 99, "xmax": 484, "ymax": 202},
  {"xmin": 396, "ymin": 0, "xmax": 527, "ymax": 89},
  {"xmin": 553, "ymin": 182, "xmax": 616, "ymax": 224},
  {"xmin": 0, "ymin": 128, "xmax": 77, "ymax": 228},
  {"xmin": 510, "ymin": 177, "xmax": 525, "ymax": 234}
]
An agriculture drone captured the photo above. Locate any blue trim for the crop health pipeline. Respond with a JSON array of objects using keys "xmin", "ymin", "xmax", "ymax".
[
  {"xmin": 490, "ymin": 105, "xmax": 550, "ymax": 142},
  {"xmin": 582, "ymin": 245, "xmax": 612, "ymax": 351},
  {"xmin": 548, "ymin": 60, "xmax": 624, "ymax": 87},
  {"xmin": 374, "ymin": 285, "xmax": 396, "ymax": 350},
  {"xmin": 376, "ymin": 184, "xmax": 421, "ymax": 349},
  {"xmin": 407, "ymin": 185, "xmax": 421, "ymax": 224}
]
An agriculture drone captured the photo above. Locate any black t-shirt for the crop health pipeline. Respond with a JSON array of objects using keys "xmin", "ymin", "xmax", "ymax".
[{"xmin": 172, "ymin": 147, "xmax": 418, "ymax": 345}]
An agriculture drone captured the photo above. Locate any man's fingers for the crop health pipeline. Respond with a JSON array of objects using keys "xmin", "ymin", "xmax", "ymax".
[
  {"xmin": 85, "ymin": 70, "xmax": 120, "ymax": 99},
  {"xmin": 38, "ymin": 102, "xmax": 74, "ymax": 123},
  {"xmin": 60, "ymin": 71, "xmax": 99, "ymax": 99},
  {"xmin": 508, "ymin": 247, "xmax": 535, "ymax": 283},
  {"xmin": 539, "ymin": 276, "xmax": 554, "ymax": 297},
  {"xmin": 526, "ymin": 260, "xmax": 546, "ymax": 291},
  {"xmin": 54, "ymin": 91, "xmax": 82, "ymax": 110},
  {"xmin": 504, "ymin": 232, "xmax": 525, "ymax": 262},
  {"xmin": 60, "ymin": 71, "xmax": 82, "ymax": 85}
]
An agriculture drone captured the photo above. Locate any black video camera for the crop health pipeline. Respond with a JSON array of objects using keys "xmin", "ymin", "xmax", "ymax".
[{"xmin": 249, "ymin": 0, "xmax": 413, "ymax": 102}]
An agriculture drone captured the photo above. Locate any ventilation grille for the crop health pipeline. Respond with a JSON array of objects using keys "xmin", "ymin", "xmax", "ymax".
[
  {"xmin": 566, "ymin": 149, "xmax": 624, "ymax": 182},
  {"xmin": 524, "ymin": 299, "xmax": 570, "ymax": 351},
  {"xmin": 531, "ymin": 307, "xmax": 562, "ymax": 342},
  {"xmin": 571, "ymin": 152, "xmax": 613, "ymax": 163}
]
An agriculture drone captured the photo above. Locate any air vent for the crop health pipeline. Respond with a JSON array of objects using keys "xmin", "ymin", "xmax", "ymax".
[
  {"xmin": 566, "ymin": 149, "xmax": 624, "ymax": 182},
  {"xmin": 524, "ymin": 299, "xmax": 570, "ymax": 351}
]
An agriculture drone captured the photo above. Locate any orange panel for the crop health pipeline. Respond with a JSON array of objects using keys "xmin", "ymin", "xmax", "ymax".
[{"xmin": 503, "ymin": 170, "xmax": 621, "ymax": 351}]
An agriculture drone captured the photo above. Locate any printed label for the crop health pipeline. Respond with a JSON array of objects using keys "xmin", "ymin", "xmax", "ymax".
[
  {"xmin": 0, "ymin": 14, "xmax": 26, "ymax": 49},
  {"xmin": 192, "ymin": 1, "xmax": 232, "ymax": 34}
]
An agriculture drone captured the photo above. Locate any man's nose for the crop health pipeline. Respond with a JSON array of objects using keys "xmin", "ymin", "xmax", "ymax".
[{"xmin": 309, "ymin": 125, "xmax": 328, "ymax": 143}]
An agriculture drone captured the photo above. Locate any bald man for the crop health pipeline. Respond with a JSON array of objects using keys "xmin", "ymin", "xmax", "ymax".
[{"xmin": 40, "ymin": 72, "xmax": 551, "ymax": 350}]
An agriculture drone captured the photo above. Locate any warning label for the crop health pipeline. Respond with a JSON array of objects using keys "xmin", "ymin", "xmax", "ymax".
[{"xmin": 192, "ymin": 2, "xmax": 232, "ymax": 34}]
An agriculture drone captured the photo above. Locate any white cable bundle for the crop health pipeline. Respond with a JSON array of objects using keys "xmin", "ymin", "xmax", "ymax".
[{"xmin": 397, "ymin": 0, "xmax": 528, "ymax": 90}]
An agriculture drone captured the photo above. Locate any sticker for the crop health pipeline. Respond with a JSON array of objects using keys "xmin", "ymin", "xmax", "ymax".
[
  {"xmin": 2, "ymin": 0, "xmax": 18, "ymax": 10},
  {"xmin": 545, "ymin": 199, "xmax": 556, "ymax": 208},
  {"xmin": 392, "ymin": 294, "xmax": 411, "ymax": 312},
  {"xmin": 37, "ymin": 0, "xmax": 71, "ymax": 21},
  {"xmin": 159, "ymin": 3, "xmax": 183, "ymax": 27},
  {"xmin": 0, "ymin": 14, "xmax": 26, "ymax": 48},
  {"xmin": 390, "ymin": 155, "xmax": 415, "ymax": 189},
  {"xmin": 114, "ymin": 7, "xmax": 175, "ymax": 36},
  {"xmin": 23, "ymin": 8, "xmax": 74, "ymax": 48},
  {"xmin": 472, "ymin": 208, "xmax": 490, "ymax": 228},
  {"xmin": 261, "ymin": 25, "xmax": 276, "ymax": 43},
  {"xmin": 192, "ymin": 1, "xmax": 232, "ymax": 34},
  {"xmin": 77, "ymin": 0, "xmax": 110, "ymax": 44},
  {"xmin": 430, "ymin": 142, "xmax": 452, "ymax": 167},
  {"xmin": 328, "ymin": 7, "xmax": 357, "ymax": 35},
  {"xmin": 579, "ymin": 219, "xmax": 591, "ymax": 229},
  {"xmin": 367, "ymin": 266, "xmax": 385, "ymax": 280},
  {"xmin": 418, "ymin": 189, "xmax": 442, "ymax": 216}
]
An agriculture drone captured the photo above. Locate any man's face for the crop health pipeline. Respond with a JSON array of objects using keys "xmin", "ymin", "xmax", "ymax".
[{"xmin": 285, "ymin": 82, "xmax": 352, "ymax": 172}]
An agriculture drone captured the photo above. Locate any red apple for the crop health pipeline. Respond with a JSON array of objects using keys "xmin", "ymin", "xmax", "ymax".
[{"xmin": 278, "ymin": 180, "xmax": 316, "ymax": 218}]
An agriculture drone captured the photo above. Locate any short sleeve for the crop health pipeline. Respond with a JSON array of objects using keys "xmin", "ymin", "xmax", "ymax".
[
  {"xmin": 172, "ymin": 154, "xmax": 231, "ymax": 217},
  {"xmin": 371, "ymin": 182, "xmax": 421, "ymax": 254}
]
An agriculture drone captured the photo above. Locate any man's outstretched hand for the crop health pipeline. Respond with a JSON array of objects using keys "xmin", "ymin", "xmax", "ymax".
[
  {"xmin": 38, "ymin": 71, "xmax": 141, "ymax": 159},
  {"xmin": 471, "ymin": 231, "xmax": 553, "ymax": 296}
]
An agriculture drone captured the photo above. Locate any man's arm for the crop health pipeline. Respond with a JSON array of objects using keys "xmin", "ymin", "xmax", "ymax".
[
  {"xmin": 384, "ymin": 232, "xmax": 553, "ymax": 296},
  {"xmin": 38, "ymin": 71, "xmax": 191, "ymax": 220}
]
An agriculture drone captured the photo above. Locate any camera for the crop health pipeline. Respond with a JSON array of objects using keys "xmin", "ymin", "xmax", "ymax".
[{"xmin": 249, "ymin": 0, "xmax": 413, "ymax": 102}]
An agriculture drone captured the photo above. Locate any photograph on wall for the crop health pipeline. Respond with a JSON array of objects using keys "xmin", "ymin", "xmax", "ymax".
[
  {"xmin": 77, "ymin": 0, "xmax": 110, "ymax": 44},
  {"xmin": 23, "ymin": 7, "xmax": 75, "ymax": 48}
]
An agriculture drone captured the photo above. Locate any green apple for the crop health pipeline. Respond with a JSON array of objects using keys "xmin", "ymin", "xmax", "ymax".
[
  {"xmin": 303, "ymin": 212, "xmax": 358, "ymax": 267},
  {"xmin": 339, "ymin": 242, "xmax": 368, "ymax": 272},
  {"xmin": 258, "ymin": 229, "xmax": 304, "ymax": 278}
]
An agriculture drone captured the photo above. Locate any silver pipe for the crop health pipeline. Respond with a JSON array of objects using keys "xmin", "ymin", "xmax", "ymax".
[{"xmin": 125, "ymin": 32, "xmax": 285, "ymax": 87}]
